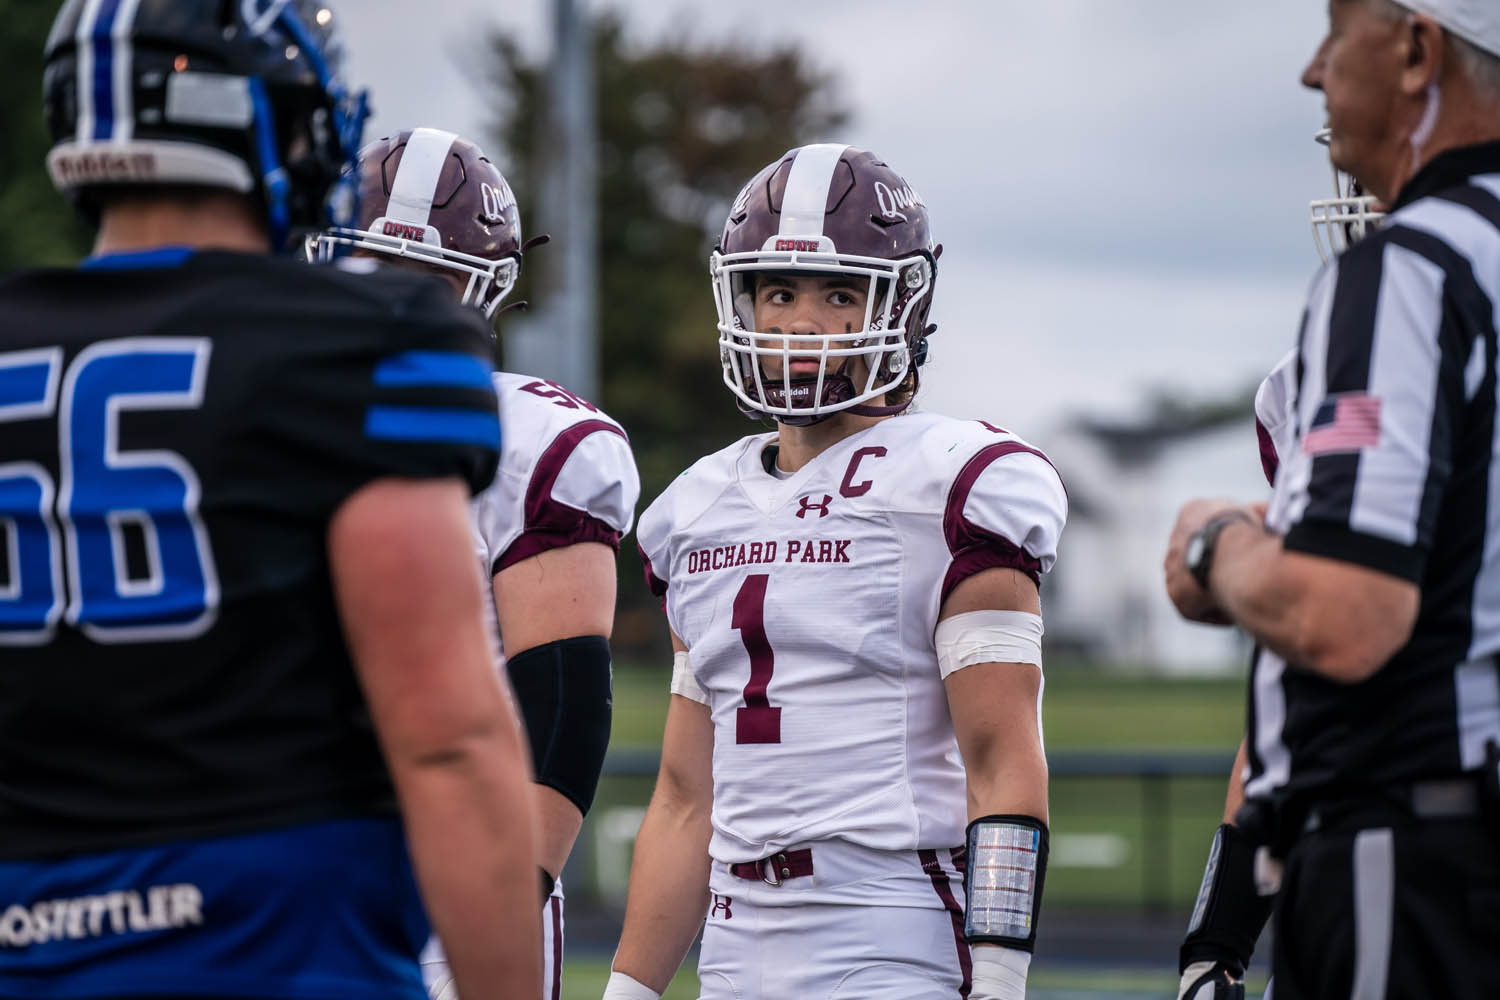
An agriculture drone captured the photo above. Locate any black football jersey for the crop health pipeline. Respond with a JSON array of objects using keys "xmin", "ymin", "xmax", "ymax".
[{"xmin": 0, "ymin": 250, "xmax": 500, "ymax": 859}]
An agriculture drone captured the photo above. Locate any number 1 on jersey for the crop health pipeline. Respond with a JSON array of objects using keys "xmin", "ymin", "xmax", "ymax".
[{"xmin": 732, "ymin": 573, "xmax": 781, "ymax": 744}]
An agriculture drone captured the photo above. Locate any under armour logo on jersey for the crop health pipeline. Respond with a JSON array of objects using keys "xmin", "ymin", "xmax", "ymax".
[
  {"xmin": 796, "ymin": 494, "xmax": 834, "ymax": 519},
  {"xmin": 710, "ymin": 893, "xmax": 733, "ymax": 920}
]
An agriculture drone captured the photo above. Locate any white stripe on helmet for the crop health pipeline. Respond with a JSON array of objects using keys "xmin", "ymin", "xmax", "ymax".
[
  {"xmin": 385, "ymin": 127, "xmax": 460, "ymax": 226},
  {"xmin": 777, "ymin": 143, "xmax": 848, "ymax": 237},
  {"xmin": 111, "ymin": 0, "xmax": 145, "ymax": 141}
]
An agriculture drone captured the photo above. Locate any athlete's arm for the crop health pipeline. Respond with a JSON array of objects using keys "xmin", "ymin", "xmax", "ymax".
[
  {"xmin": 493, "ymin": 540, "xmax": 618, "ymax": 880},
  {"xmin": 1166, "ymin": 501, "xmax": 1419, "ymax": 683},
  {"xmin": 609, "ymin": 633, "xmax": 714, "ymax": 996},
  {"xmin": 940, "ymin": 567, "xmax": 1048, "ymax": 823},
  {"xmin": 1222, "ymin": 739, "xmax": 1248, "ymax": 824},
  {"xmin": 1175, "ymin": 737, "xmax": 1272, "ymax": 999},
  {"xmin": 939, "ymin": 566, "xmax": 1048, "ymax": 1000},
  {"xmin": 331, "ymin": 477, "xmax": 541, "ymax": 1000}
]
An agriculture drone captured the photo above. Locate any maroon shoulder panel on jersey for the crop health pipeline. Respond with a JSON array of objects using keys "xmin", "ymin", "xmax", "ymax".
[
  {"xmin": 940, "ymin": 440, "xmax": 1053, "ymax": 600},
  {"xmin": 638, "ymin": 544, "xmax": 669, "ymax": 611},
  {"xmin": 1256, "ymin": 417, "xmax": 1280, "ymax": 487},
  {"xmin": 491, "ymin": 419, "xmax": 628, "ymax": 576}
]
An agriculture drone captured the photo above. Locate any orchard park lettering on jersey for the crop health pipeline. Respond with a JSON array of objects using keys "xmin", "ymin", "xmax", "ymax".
[
  {"xmin": 683, "ymin": 447, "xmax": 885, "ymax": 576},
  {"xmin": 685, "ymin": 538, "xmax": 853, "ymax": 575},
  {"xmin": 0, "ymin": 883, "xmax": 203, "ymax": 949}
]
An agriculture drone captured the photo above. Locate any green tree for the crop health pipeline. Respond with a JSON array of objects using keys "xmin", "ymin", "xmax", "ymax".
[
  {"xmin": 487, "ymin": 15, "xmax": 849, "ymax": 651},
  {"xmin": 0, "ymin": 0, "xmax": 92, "ymax": 272}
]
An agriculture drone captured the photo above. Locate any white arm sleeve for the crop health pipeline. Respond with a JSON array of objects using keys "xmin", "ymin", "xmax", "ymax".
[
  {"xmin": 669, "ymin": 650, "xmax": 708, "ymax": 705},
  {"xmin": 601, "ymin": 970, "xmax": 662, "ymax": 1000},
  {"xmin": 969, "ymin": 944, "xmax": 1030, "ymax": 1000},
  {"xmin": 935, "ymin": 610, "xmax": 1044, "ymax": 678},
  {"xmin": 935, "ymin": 611, "xmax": 1046, "ymax": 747}
]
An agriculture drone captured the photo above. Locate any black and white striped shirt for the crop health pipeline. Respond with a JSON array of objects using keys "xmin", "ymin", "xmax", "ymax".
[{"xmin": 1246, "ymin": 140, "xmax": 1500, "ymax": 806}]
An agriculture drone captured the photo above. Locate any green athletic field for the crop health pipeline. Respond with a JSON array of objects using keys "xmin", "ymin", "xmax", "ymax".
[{"xmin": 556, "ymin": 957, "xmax": 1270, "ymax": 1000}]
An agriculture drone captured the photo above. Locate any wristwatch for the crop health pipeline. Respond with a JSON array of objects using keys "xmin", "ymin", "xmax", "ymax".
[{"xmin": 1184, "ymin": 511, "xmax": 1252, "ymax": 590}]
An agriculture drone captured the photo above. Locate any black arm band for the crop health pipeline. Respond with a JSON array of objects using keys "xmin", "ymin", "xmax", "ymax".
[
  {"xmin": 506, "ymin": 635, "xmax": 612, "ymax": 816},
  {"xmin": 962, "ymin": 814, "xmax": 1048, "ymax": 952},
  {"xmin": 1180, "ymin": 823, "xmax": 1274, "ymax": 976}
]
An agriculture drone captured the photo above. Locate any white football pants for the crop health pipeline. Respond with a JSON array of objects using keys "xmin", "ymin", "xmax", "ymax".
[
  {"xmin": 420, "ymin": 879, "xmax": 564, "ymax": 1000},
  {"xmin": 695, "ymin": 892, "xmax": 969, "ymax": 1000}
]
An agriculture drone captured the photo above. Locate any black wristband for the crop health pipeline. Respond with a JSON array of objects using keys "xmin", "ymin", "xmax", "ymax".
[{"xmin": 1180, "ymin": 823, "xmax": 1274, "ymax": 976}]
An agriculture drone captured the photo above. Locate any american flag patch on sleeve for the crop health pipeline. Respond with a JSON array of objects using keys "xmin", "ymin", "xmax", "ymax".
[{"xmin": 1301, "ymin": 392, "xmax": 1382, "ymax": 456}]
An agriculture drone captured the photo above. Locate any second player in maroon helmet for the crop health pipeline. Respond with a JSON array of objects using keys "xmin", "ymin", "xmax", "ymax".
[{"xmin": 310, "ymin": 127, "xmax": 546, "ymax": 318}]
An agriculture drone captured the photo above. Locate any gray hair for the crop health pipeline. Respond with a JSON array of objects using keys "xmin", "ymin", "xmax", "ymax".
[
  {"xmin": 1451, "ymin": 33, "xmax": 1500, "ymax": 102},
  {"xmin": 1378, "ymin": 0, "xmax": 1500, "ymax": 101}
]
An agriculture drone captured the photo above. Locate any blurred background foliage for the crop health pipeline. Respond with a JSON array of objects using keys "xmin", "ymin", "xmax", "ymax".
[{"xmin": 0, "ymin": 0, "xmax": 91, "ymax": 269}]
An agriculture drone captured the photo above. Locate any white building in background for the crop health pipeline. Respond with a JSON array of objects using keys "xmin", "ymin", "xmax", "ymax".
[{"xmin": 1040, "ymin": 411, "xmax": 1275, "ymax": 674}]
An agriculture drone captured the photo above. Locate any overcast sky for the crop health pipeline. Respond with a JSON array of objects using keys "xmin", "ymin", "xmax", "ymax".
[{"xmin": 335, "ymin": 0, "xmax": 1336, "ymax": 437}]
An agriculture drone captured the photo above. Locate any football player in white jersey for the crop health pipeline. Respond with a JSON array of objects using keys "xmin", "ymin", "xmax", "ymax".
[
  {"xmin": 312, "ymin": 128, "xmax": 642, "ymax": 1000},
  {"xmin": 1169, "ymin": 131, "xmax": 1386, "ymax": 1000},
  {"xmin": 601, "ymin": 145, "xmax": 1066, "ymax": 1000}
]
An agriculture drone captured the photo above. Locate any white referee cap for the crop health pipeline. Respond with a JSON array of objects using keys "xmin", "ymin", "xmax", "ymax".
[{"xmin": 1396, "ymin": 0, "xmax": 1500, "ymax": 58}]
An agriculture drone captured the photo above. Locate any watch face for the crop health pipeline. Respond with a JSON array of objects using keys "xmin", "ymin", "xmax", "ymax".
[{"xmin": 1185, "ymin": 532, "xmax": 1206, "ymax": 570}]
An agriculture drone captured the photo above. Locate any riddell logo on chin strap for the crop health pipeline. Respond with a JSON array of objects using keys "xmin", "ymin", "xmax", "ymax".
[{"xmin": 796, "ymin": 494, "xmax": 834, "ymax": 519}]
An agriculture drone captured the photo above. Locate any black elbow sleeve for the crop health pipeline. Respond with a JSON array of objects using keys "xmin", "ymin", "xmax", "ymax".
[{"xmin": 506, "ymin": 634, "xmax": 613, "ymax": 816}]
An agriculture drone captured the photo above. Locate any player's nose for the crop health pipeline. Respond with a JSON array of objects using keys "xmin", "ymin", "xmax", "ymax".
[{"xmin": 773, "ymin": 290, "xmax": 825, "ymax": 336}]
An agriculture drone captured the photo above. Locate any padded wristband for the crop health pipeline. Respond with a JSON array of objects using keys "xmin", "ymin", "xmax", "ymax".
[
  {"xmin": 506, "ymin": 635, "xmax": 613, "ymax": 815},
  {"xmin": 1180, "ymin": 823, "xmax": 1274, "ymax": 976},
  {"xmin": 963, "ymin": 814, "xmax": 1048, "ymax": 952}
]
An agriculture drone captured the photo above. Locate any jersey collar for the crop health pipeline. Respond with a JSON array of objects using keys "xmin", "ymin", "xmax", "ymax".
[
  {"xmin": 80, "ymin": 246, "xmax": 196, "ymax": 271},
  {"xmin": 1392, "ymin": 138, "xmax": 1500, "ymax": 212}
]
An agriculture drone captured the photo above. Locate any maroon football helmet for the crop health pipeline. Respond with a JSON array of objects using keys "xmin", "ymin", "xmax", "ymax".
[
  {"xmin": 712, "ymin": 144, "xmax": 939, "ymax": 424},
  {"xmin": 309, "ymin": 128, "xmax": 543, "ymax": 316}
]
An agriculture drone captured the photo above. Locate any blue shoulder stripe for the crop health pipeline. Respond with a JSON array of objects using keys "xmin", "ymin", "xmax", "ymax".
[
  {"xmin": 374, "ymin": 351, "xmax": 493, "ymax": 391},
  {"xmin": 365, "ymin": 405, "xmax": 500, "ymax": 450},
  {"xmin": 81, "ymin": 246, "xmax": 195, "ymax": 270}
]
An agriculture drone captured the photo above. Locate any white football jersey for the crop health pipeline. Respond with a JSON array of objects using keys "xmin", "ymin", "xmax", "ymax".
[
  {"xmin": 1254, "ymin": 348, "xmax": 1298, "ymax": 488},
  {"xmin": 636, "ymin": 411, "xmax": 1066, "ymax": 865},
  {"xmin": 470, "ymin": 372, "xmax": 640, "ymax": 654}
]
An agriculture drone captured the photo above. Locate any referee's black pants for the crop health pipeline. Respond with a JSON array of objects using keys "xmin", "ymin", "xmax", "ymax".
[{"xmin": 1270, "ymin": 811, "xmax": 1500, "ymax": 999}]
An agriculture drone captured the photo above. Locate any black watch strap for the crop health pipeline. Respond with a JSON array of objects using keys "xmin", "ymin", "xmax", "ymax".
[{"xmin": 1188, "ymin": 511, "xmax": 1253, "ymax": 590}]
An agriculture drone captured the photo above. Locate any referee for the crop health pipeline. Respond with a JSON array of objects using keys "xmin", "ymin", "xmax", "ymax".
[{"xmin": 1163, "ymin": 1, "xmax": 1500, "ymax": 997}]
